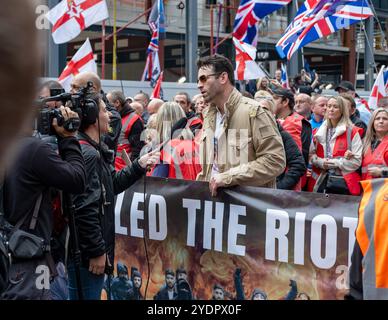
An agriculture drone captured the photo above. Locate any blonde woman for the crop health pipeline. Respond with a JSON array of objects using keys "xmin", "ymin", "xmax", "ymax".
[
  {"xmin": 308, "ymin": 96, "xmax": 363, "ymax": 195},
  {"xmin": 361, "ymin": 108, "xmax": 388, "ymax": 180},
  {"xmin": 256, "ymin": 77, "xmax": 272, "ymax": 93},
  {"xmin": 149, "ymin": 102, "xmax": 201, "ymax": 180}
]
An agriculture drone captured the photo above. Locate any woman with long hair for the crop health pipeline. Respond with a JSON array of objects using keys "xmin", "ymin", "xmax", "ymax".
[
  {"xmin": 150, "ymin": 102, "xmax": 201, "ymax": 180},
  {"xmin": 361, "ymin": 108, "xmax": 388, "ymax": 180},
  {"xmin": 308, "ymin": 96, "xmax": 363, "ymax": 195}
]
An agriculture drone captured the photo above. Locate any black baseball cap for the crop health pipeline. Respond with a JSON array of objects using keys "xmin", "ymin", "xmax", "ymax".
[
  {"xmin": 335, "ymin": 81, "xmax": 355, "ymax": 92},
  {"xmin": 272, "ymin": 87, "xmax": 295, "ymax": 102}
]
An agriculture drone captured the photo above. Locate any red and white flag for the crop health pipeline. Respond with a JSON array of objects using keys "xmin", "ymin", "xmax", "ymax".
[
  {"xmin": 369, "ymin": 65, "xmax": 388, "ymax": 110},
  {"xmin": 233, "ymin": 37, "xmax": 266, "ymax": 81},
  {"xmin": 151, "ymin": 71, "xmax": 164, "ymax": 100},
  {"xmin": 47, "ymin": 0, "xmax": 109, "ymax": 44},
  {"xmin": 58, "ymin": 38, "xmax": 97, "ymax": 92}
]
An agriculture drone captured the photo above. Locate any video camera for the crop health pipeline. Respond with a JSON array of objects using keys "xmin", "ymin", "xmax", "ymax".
[{"xmin": 36, "ymin": 81, "xmax": 95, "ymax": 136}]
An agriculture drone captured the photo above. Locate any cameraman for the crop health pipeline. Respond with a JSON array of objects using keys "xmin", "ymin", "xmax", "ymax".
[
  {"xmin": 1, "ymin": 106, "xmax": 86, "ymax": 300},
  {"xmin": 70, "ymin": 72, "xmax": 122, "ymax": 157},
  {"xmin": 68, "ymin": 93, "xmax": 159, "ymax": 300}
]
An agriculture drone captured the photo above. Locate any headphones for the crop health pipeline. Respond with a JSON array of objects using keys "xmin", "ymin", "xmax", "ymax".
[{"xmin": 80, "ymin": 98, "xmax": 99, "ymax": 126}]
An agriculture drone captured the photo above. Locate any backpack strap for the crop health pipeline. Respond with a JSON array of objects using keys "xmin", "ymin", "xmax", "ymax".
[{"xmin": 13, "ymin": 193, "xmax": 43, "ymax": 231}]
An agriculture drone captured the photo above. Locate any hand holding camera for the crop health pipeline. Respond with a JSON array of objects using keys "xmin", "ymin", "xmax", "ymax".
[{"xmin": 52, "ymin": 106, "xmax": 80, "ymax": 138}]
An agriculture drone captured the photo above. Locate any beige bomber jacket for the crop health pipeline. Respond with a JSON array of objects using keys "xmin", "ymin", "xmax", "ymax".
[{"xmin": 196, "ymin": 88, "xmax": 286, "ymax": 189}]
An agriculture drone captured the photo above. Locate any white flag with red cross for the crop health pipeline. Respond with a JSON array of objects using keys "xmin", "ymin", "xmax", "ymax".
[
  {"xmin": 58, "ymin": 38, "xmax": 97, "ymax": 92},
  {"xmin": 47, "ymin": 0, "xmax": 109, "ymax": 44},
  {"xmin": 369, "ymin": 65, "xmax": 388, "ymax": 110},
  {"xmin": 233, "ymin": 37, "xmax": 266, "ymax": 80}
]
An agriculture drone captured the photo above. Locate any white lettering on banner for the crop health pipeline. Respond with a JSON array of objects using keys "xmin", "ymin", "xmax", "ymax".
[
  {"xmin": 265, "ymin": 209, "xmax": 289, "ymax": 263},
  {"xmin": 148, "ymin": 195, "xmax": 167, "ymax": 241},
  {"xmin": 264, "ymin": 209, "xmax": 353, "ymax": 269},
  {"xmin": 311, "ymin": 215, "xmax": 337, "ymax": 269},
  {"xmin": 130, "ymin": 192, "xmax": 146, "ymax": 238},
  {"xmin": 115, "ymin": 192, "xmax": 127, "ymax": 235},
  {"xmin": 228, "ymin": 204, "xmax": 246, "ymax": 256},
  {"xmin": 203, "ymin": 201, "xmax": 224, "ymax": 252},
  {"xmin": 294, "ymin": 212, "xmax": 306, "ymax": 265},
  {"xmin": 342, "ymin": 217, "xmax": 357, "ymax": 267},
  {"xmin": 182, "ymin": 198, "xmax": 201, "ymax": 247}
]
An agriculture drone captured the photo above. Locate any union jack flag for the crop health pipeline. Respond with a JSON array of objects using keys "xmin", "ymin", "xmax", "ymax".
[
  {"xmin": 281, "ymin": 62, "xmax": 290, "ymax": 89},
  {"xmin": 147, "ymin": 27, "xmax": 159, "ymax": 53},
  {"xmin": 233, "ymin": 0, "xmax": 291, "ymax": 46},
  {"xmin": 276, "ymin": 0, "xmax": 373, "ymax": 60}
]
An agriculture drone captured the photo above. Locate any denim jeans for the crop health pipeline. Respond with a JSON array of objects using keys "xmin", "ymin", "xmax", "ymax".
[{"xmin": 67, "ymin": 263, "xmax": 105, "ymax": 300}]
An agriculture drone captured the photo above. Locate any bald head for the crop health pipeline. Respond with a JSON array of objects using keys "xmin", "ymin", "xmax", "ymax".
[
  {"xmin": 147, "ymin": 98, "xmax": 164, "ymax": 115},
  {"xmin": 130, "ymin": 102, "xmax": 144, "ymax": 116},
  {"xmin": 295, "ymin": 93, "xmax": 313, "ymax": 118},
  {"xmin": 70, "ymin": 72, "xmax": 101, "ymax": 93}
]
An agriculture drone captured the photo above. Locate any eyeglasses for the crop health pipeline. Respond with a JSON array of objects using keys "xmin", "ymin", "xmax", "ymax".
[{"xmin": 197, "ymin": 73, "xmax": 221, "ymax": 84}]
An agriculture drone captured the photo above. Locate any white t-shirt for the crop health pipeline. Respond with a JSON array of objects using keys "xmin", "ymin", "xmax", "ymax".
[{"xmin": 211, "ymin": 109, "xmax": 226, "ymax": 178}]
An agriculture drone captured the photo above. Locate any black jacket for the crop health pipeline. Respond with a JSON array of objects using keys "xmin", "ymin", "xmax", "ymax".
[
  {"xmin": 119, "ymin": 105, "xmax": 145, "ymax": 161},
  {"xmin": 276, "ymin": 124, "xmax": 306, "ymax": 190},
  {"xmin": 3, "ymin": 136, "xmax": 86, "ymax": 243},
  {"xmin": 72, "ymin": 132, "xmax": 145, "ymax": 268},
  {"xmin": 154, "ymin": 286, "xmax": 177, "ymax": 300},
  {"xmin": 350, "ymin": 112, "xmax": 367, "ymax": 139},
  {"xmin": 301, "ymin": 117, "xmax": 312, "ymax": 166}
]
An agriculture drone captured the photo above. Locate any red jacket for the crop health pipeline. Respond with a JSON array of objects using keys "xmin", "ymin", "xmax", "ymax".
[
  {"xmin": 115, "ymin": 112, "xmax": 142, "ymax": 171},
  {"xmin": 361, "ymin": 136, "xmax": 388, "ymax": 180},
  {"xmin": 308, "ymin": 125, "xmax": 362, "ymax": 195},
  {"xmin": 149, "ymin": 139, "xmax": 202, "ymax": 180}
]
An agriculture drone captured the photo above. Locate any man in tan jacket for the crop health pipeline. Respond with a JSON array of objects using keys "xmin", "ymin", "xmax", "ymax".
[{"xmin": 196, "ymin": 54, "xmax": 286, "ymax": 196}]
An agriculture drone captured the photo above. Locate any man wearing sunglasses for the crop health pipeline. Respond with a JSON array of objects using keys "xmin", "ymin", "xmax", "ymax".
[{"xmin": 196, "ymin": 54, "xmax": 286, "ymax": 196}]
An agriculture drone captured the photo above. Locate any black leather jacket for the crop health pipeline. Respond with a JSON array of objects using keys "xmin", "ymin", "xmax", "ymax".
[{"xmin": 72, "ymin": 132, "xmax": 145, "ymax": 269}]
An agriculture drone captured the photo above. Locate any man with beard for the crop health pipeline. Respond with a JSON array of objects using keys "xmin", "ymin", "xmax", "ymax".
[
  {"xmin": 127, "ymin": 269, "xmax": 143, "ymax": 300},
  {"xmin": 154, "ymin": 269, "xmax": 177, "ymax": 300}
]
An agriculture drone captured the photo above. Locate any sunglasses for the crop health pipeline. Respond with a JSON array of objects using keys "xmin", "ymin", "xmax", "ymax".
[{"xmin": 197, "ymin": 72, "xmax": 222, "ymax": 84}]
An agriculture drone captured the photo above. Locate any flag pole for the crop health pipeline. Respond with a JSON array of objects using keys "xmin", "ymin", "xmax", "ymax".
[
  {"xmin": 101, "ymin": 20, "xmax": 106, "ymax": 79},
  {"xmin": 112, "ymin": 0, "xmax": 117, "ymax": 80}
]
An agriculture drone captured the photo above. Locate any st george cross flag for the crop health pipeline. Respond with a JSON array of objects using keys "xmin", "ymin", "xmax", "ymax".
[
  {"xmin": 281, "ymin": 62, "xmax": 290, "ymax": 89},
  {"xmin": 369, "ymin": 65, "xmax": 388, "ymax": 109},
  {"xmin": 151, "ymin": 71, "xmax": 164, "ymax": 99},
  {"xmin": 233, "ymin": 37, "xmax": 266, "ymax": 80},
  {"xmin": 58, "ymin": 38, "xmax": 97, "ymax": 92},
  {"xmin": 276, "ymin": 0, "xmax": 373, "ymax": 60},
  {"xmin": 47, "ymin": 0, "xmax": 109, "ymax": 44},
  {"xmin": 233, "ymin": 0, "xmax": 291, "ymax": 46},
  {"xmin": 141, "ymin": 51, "xmax": 161, "ymax": 84}
]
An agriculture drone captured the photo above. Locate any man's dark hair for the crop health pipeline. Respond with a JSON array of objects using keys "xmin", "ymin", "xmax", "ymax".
[
  {"xmin": 174, "ymin": 92, "xmax": 191, "ymax": 105},
  {"xmin": 109, "ymin": 90, "xmax": 126, "ymax": 106},
  {"xmin": 136, "ymin": 91, "xmax": 150, "ymax": 103},
  {"xmin": 340, "ymin": 93, "xmax": 356, "ymax": 109},
  {"xmin": 213, "ymin": 283, "xmax": 224, "ymax": 292},
  {"xmin": 165, "ymin": 269, "xmax": 175, "ymax": 277},
  {"xmin": 197, "ymin": 54, "xmax": 235, "ymax": 86},
  {"xmin": 176, "ymin": 267, "xmax": 187, "ymax": 276}
]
